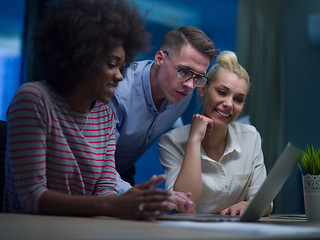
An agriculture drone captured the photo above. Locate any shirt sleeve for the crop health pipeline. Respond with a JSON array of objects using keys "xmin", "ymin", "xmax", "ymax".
[
  {"xmin": 93, "ymin": 111, "xmax": 117, "ymax": 196},
  {"xmin": 171, "ymin": 117, "xmax": 184, "ymax": 129},
  {"xmin": 115, "ymin": 170, "xmax": 132, "ymax": 194},
  {"xmin": 158, "ymin": 131, "xmax": 185, "ymax": 191},
  {"xmin": 107, "ymin": 98, "xmax": 133, "ymax": 194},
  {"xmin": 6, "ymin": 84, "xmax": 50, "ymax": 213},
  {"xmin": 107, "ymin": 96, "xmax": 122, "ymax": 143}
]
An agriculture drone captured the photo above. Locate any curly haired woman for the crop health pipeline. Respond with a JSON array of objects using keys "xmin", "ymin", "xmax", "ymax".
[{"xmin": 3, "ymin": 0, "xmax": 191, "ymax": 220}]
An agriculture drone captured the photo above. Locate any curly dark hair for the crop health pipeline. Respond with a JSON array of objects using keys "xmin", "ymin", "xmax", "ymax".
[{"xmin": 32, "ymin": 0, "xmax": 150, "ymax": 94}]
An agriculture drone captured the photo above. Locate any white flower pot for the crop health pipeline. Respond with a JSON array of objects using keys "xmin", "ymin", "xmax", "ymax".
[{"xmin": 302, "ymin": 174, "xmax": 320, "ymax": 222}]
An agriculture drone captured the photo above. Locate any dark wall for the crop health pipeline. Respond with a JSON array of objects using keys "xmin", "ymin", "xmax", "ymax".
[{"xmin": 280, "ymin": 0, "xmax": 320, "ymax": 213}]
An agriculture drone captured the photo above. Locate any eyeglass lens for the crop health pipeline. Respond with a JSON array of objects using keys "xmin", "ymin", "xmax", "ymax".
[{"xmin": 177, "ymin": 67, "xmax": 207, "ymax": 86}]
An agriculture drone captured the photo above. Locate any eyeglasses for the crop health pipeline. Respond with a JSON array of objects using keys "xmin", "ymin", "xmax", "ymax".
[{"xmin": 164, "ymin": 51, "xmax": 208, "ymax": 88}]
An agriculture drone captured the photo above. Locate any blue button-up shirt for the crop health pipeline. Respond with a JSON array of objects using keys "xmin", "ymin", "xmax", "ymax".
[{"xmin": 108, "ymin": 60, "xmax": 192, "ymax": 176}]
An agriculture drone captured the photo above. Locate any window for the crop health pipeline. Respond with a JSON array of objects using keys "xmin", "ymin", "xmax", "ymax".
[{"xmin": 0, "ymin": 1, "xmax": 26, "ymax": 120}]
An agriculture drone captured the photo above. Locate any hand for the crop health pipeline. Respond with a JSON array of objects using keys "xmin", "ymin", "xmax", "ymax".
[
  {"xmin": 220, "ymin": 201, "xmax": 249, "ymax": 216},
  {"xmin": 168, "ymin": 191, "xmax": 193, "ymax": 212},
  {"xmin": 108, "ymin": 175, "xmax": 174, "ymax": 221},
  {"xmin": 135, "ymin": 176, "xmax": 193, "ymax": 212},
  {"xmin": 189, "ymin": 114, "xmax": 214, "ymax": 142}
]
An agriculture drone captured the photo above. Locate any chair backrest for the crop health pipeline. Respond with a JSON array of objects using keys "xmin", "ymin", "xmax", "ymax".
[{"xmin": 0, "ymin": 120, "xmax": 7, "ymax": 212}]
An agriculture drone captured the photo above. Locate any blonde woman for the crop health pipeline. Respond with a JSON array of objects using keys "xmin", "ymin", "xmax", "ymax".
[{"xmin": 159, "ymin": 51, "xmax": 272, "ymax": 216}]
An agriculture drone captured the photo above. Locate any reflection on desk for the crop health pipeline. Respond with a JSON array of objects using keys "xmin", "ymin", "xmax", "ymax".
[
  {"xmin": 0, "ymin": 213, "xmax": 320, "ymax": 240},
  {"xmin": 267, "ymin": 214, "xmax": 306, "ymax": 221}
]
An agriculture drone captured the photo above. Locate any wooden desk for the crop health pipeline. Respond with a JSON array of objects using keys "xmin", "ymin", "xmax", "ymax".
[{"xmin": 0, "ymin": 213, "xmax": 319, "ymax": 240}]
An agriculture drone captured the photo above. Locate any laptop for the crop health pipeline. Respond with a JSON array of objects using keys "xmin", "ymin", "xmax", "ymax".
[{"xmin": 158, "ymin": 143, "xmax": 302, "ymax": 222}]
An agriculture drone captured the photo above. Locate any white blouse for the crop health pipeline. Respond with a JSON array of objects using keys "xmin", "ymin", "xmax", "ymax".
[{"xmin": 159, "ymin": 122, "xmax": 267, "ymax": 214}]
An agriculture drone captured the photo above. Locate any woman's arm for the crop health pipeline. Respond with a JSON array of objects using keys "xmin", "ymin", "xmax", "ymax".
[
  {"xmin": 173, "ymin": 114, "xmax": 213, "ymax": 213},
  {"xmin": 5, "ymin": 83, "xmax": 51, "ymax": 213},
  {"xmin": 38, "ymin": 175, "xmax": 175, "ymax": 220}
]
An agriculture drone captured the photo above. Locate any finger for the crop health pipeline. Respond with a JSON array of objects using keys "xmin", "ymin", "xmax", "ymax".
[
  {"xmin": 220, "ymin": 208, "xmax": 230, "ymax": 215},
  {"xmin": 172, "ymin": 191, "xmax": 185, "ymax": 201},
  {"xmin": 172, "ymin": 191, "xmax": 193, "ymax": 206},
  {"xmin": 230, "ymin": 208, "xmax": 240, "ymax": 216},
  {"xmin": 239, "ymin": 204, "xmax": 247, "ymax": 215},
  {"xmin": 206, "ymin": 120, "xmax": 214, "ymax": 135},
  {"xmin": 192, "ymin": 114, "xmax": 200, "ymax": 119},
  {"xmin": 134, "ymin": 181, "xmax": 152, "ymax": 190},
  {"xmin": 186, "ymin": 192, "xmax": 192, "ymax": 198},
  {"xmin": 167, "ymin": 202, "xmax": 177, "ymax": 211},
  {"xmin": 148, "ymin": 175, "xmax": 166, "ymax": 189},
  {"xmin": 136, "ymin": 201, "xmax": 171, "ymax": 220},
  {"xmin": 142, "ymin": 200, "xmax": 172, "ymax": 212},
  {"xmin": 135, "ymin": 175, "xmax": 166, "ymax": 190},
  {"xmin": 182, "ymin": 200, "xmax": 193, "ymax": 212},
  {"xmin": 140, "ymin": 190, "xmax": 175, "ymax": 203}
]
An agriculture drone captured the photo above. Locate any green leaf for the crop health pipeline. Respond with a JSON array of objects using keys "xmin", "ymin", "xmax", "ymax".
[{"xmin": 298, "ymin": 145, "xmax": 320, "ymax": 175}]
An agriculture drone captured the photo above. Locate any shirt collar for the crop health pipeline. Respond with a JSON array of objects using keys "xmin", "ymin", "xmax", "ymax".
[
  {"xmin": 225, "ymin": 123, "xmax": 242, "ymax": 154},
  {"xmin": 200, "ymin": 123, "xmax": 242, "ymax": 161}
]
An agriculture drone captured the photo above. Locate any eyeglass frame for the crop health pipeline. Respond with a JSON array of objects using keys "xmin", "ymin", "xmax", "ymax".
[{"xmin": 163, "ymin": 51, "xmax": 209, "ymax": 88}]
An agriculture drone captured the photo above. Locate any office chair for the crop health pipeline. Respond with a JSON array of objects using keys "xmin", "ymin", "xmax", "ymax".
[{"xmin": 0, "ymin": 120, "xmax": 7, "ymax": 212}]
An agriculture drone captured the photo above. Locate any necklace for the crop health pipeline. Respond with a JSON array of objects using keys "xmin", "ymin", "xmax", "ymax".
[
  {"xmin": 66, "ymin": 107, "xmax": 90, "ymax": 132},
  {"xmin": 81, "ymin": 113, "xmax": 89, "ymax": 132},
  {"xmin": 63, "ymin": 98, "xmax": 93, "ymax": 132}
]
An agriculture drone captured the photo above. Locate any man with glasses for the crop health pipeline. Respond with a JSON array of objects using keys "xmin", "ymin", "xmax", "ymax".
[
  {"xmin": 108, "ymin": 26, "xmax": 217, "ymax": 192},
  {"xmin": 163, "ymin": 51, "xmax": 209, "ymax": 88}
]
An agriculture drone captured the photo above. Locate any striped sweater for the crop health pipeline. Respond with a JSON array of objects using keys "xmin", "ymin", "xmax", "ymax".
[{"xmin": 3, "ymin": 82, "xmax": 117, "ymax": 213}]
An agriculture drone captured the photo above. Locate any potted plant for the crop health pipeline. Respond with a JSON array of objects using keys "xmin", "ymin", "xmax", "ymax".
[{"xmin": 298, "ymin": 145, "xmax": 320, "ymax": 222}]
